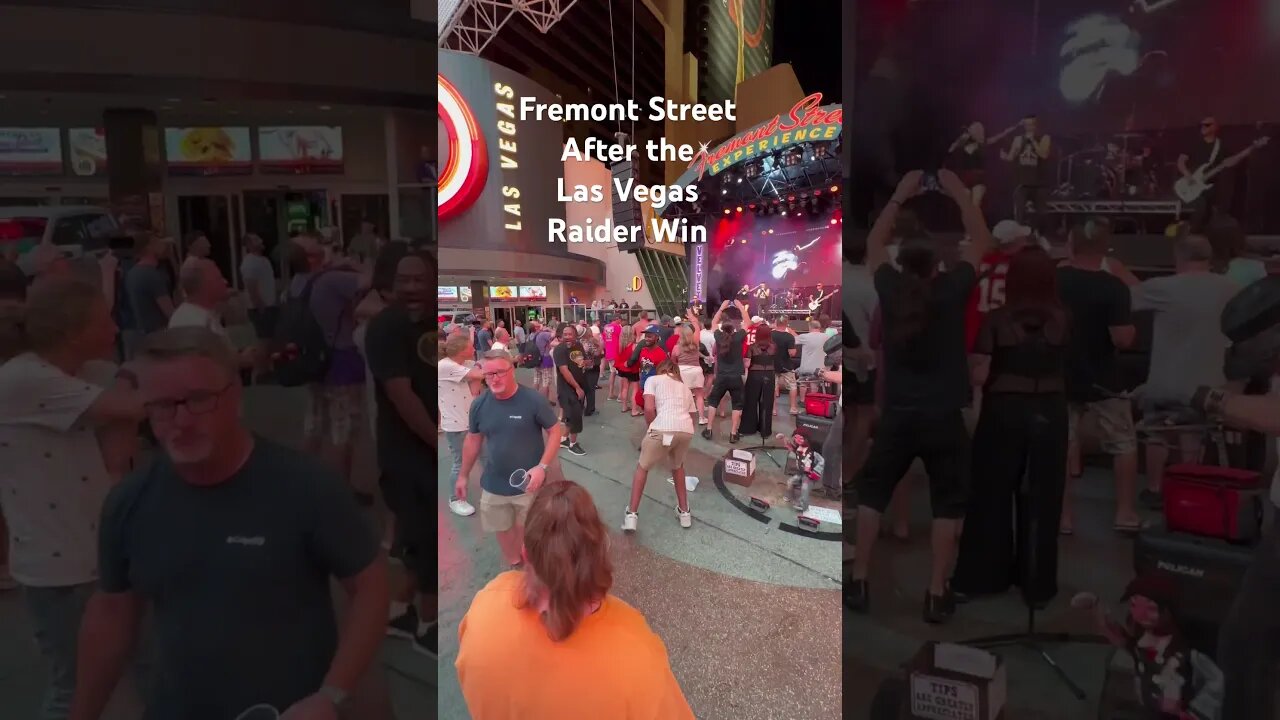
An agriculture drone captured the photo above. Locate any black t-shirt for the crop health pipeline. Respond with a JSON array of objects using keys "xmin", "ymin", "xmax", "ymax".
[
  {"xmin": 771, "ymin": 329, "xmax": 796, "ymax": 371},
  {"xmin": 552, "ymin": 340, "xmax": 587, "ymax": 396},
  {"xmin": 98, "ymin": 440, "xmax": 378, "ymax": 720},
  {"xmin": 875, "ymin": 262, "xmax": 977, "ymax": 411},
  {"xmin": 748, "ymin": 341, "xmax": 777, "ymax": 372},
  {"xmin": 1187, "ymin": 136, "xmax": 1228, "ymax": 173},
  {"xmin": 1057, "ymin": 266, "xmax": 1133, "ymax": 401},
  {"xmin": 365, "ymin": 304, "xmax": 434, "ymax": 473},
  {"xmin": 1013, "ymin": 133, "xmax": 1048, "ymax": 186},
  {"xmin": 713, "ymin": 329, "xmax": 747, "ymax": 376},
  {"xmin": 947, "ymin": 144, "xmax": 984, "ymax": 173},
  {"xmin": 975, "ymin": 306, "xmax": 1068, "ymax": 391}
]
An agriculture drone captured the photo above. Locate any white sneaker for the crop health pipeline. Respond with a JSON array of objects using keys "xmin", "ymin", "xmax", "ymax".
[
  {"xmin": 622, "ymin": 511, "xmax": 638, "ymax": 532},
  {"xmin": 676, "ymin": 507, "xmax": 692, "ymax": 528},
  {"xmin": 449, "ymin": 498, "xmax": 477, "ymax": 517}
]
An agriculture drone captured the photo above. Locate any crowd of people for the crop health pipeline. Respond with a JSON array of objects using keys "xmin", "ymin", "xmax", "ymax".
[
  {"xmin": 437, "ymin": 277, "xmax": 844, "ymax": 716},
  {"xmin": 844, "ymin": 168, "xmax": 1256, "ymax": 635},
  {"xmin": 0, "ymin": 225, "xmax": 442, "ymax": 719}
]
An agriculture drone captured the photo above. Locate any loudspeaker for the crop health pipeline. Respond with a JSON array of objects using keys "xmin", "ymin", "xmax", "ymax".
[
  {"xmin": 795, "ymin": 412, "xmax": 834, "ymax": 453},
  {"xmin": 1133, "ymin": 526, "xmax": 1254, "ymax": 655}
]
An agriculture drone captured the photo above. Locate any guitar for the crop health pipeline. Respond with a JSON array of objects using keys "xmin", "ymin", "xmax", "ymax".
[
  {"xmin": 808, "ymin": 289, "xmax": 839, "ymax": 312},
  {"xmin": 1174, "ymin": 136, "xmax": 1269, "ymax": 203}
]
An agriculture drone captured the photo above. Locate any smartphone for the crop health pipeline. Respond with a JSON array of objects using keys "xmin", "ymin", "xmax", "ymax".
[{"xmin": 922, "ymin": 172, "xmax": 942, "ymax": 193}]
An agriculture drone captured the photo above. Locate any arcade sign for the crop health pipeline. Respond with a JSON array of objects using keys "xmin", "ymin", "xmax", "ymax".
[
  {"xmin": 438, "ymin": 74, "xmax": 489, "ymax": 221},
  {"xmin": 688, "ymin": 93, "xmax": 842, "ymax": 180}
]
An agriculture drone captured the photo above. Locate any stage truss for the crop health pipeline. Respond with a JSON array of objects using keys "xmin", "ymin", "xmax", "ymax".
[
  {"xmin": 439, "ymin": 0, "xmax": 579, "ymax": 55},
  {"xmin": 1046, "ymin": 200, "xmax": 1182, "ymax": 215}
]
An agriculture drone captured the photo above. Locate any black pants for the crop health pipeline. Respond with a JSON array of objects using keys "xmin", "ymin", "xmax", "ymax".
[
  {"xmin": 1188, "ymin": 176, "xmax": 1235, "ymax": 232},
  {"xmin": 583, "ymin": 368, "xmax": 600, "ymax": 415},
  {"xmin": 1014, "ymin": 184, "xmax": 1048, "ymax": 234},
  {"xmin": 952, "ymin": 393, "xmax": 1067, "ymax": 605},
  {"xmin": 821, "ymin": 408, "xmax": 843, "ymax": 493},
  {"xmin": 1219, "ymin": 516, "xmax": 1280, "ymax": 718},
  {"xmin": 739, "ymin": 370, "xmax": 775, "ymax": 437},
  {"xmin": 858, "ymin": 407, "xmax": 970, "ymax": 519},
  {"xmin": 559, "ymin": 391, "xmax": 584, "ymax": 435}
]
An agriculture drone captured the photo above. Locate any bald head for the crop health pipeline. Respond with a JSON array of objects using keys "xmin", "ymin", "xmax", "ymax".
[{"xmin": 181, "ymin": 259, "xmax": 229, "ymax": 306}]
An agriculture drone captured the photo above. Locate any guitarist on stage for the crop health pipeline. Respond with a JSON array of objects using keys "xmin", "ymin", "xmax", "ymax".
[{"xmin": 1178, "ymin": 116, "xmax": 1238, "ymax": 231}]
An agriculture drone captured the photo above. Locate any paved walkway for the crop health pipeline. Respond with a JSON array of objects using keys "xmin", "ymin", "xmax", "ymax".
[{"xmin": 438, "ymin": 370, "xmax": 843, "ymax": 720}]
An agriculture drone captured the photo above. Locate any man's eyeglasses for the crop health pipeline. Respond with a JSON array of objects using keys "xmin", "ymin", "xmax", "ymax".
[
  {"xmin": 143, "ymin": 383, "xmax": 233, "ymax": 420},
  {"xmin": 482, "ymin": 368, "xmax": 513, "ymax": 379}
]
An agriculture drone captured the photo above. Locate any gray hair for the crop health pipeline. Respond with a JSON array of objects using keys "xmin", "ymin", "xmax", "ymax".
[
  {"xmin": 135, "ymin": 326, "xmax": 239, "ymax": 378},
  {"xmin": 481, "ymin": 348, "xmax": 515, "ymax": 365},
  {"xmin": 23, "ymin": 277, "xmax": 103, "ymax": 353},
  {"xmin": 1175, "ymin": 233, "xmax": 1213, "ymax": 264}
]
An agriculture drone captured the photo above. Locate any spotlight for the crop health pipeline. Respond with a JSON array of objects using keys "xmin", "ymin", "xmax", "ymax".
[
  {"xmin": 724, "ymin": 208, "xmax": 730, "ymax": 215},
  {"xmin": 736, "ymin": 206, "xmax": 743, "ymax": 213},
  {"xmin": 749, "ymin": 203, "xmax": 756, "ymax": 210},
  {"xmin": 722, "ymin": 189, "xmax": 727, "ymax": 195},
  {"xmin": 781, "ymin": 210, "xmax": 788, "ymax": 217},
  {"xmin": 814, "ymin": 190, "xmax": 821, "ymax": 195},
  {"xmin": 830, "ymin": 185, "xmax": 839, "ymax": 193},
  {"xmin": 768, "ymin": 229, "xmax": 775, "ymax": 234},
  {"xmin": 788, "ymin": 195, "xmax": 796, "ymax": 202},
  {"xmin": 737, "ymin": 177, "xmax": 743, "ymax": 183},
  {"xmin": 830, "ymin": 218, "xmax": 837, "ymax": 225}
]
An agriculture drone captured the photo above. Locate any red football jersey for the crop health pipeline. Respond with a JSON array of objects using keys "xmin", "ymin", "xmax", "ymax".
[{"xmin": 965, "ymin": 250, "xmax": 1014, "ymax": 352}]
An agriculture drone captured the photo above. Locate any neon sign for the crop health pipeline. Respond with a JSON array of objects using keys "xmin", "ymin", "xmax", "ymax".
[
  {"xmin": 438, "ymin": 74, "xmax": 489, "ymax": 221},
  {"xmin": 688, "ymin": 94, "xmax": 841, "ymax": 180}
]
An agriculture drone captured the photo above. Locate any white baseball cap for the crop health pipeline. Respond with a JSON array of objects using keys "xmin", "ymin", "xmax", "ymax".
[
  {"xmin": 750, "ymin": 315, "xmax": 764, "ymax": 324},
  {"xmin": 992, "ymin": 220, "xmax": 1033, "ymax": 244}
]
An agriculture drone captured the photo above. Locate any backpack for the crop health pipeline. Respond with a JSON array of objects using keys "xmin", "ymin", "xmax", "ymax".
[
  {"xmin": 271, "ymin": 270, "xmax": 339, "ymax": 386},
  {"xmin": 519, "ymin": 331, "xmax": 546, "ymax": 369}
]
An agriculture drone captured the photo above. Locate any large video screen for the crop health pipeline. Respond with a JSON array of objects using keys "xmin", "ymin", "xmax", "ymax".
[
  {"xmin": 258, "ymin": 126, "xmax": 343, "ymax": 174},
  {"xmin": 0, "ymin": 128, "xmax": 62, "ymax": 176},
  {"xmin": 165, "ymin": 127, "xmax": 252, "ymax": 175}
]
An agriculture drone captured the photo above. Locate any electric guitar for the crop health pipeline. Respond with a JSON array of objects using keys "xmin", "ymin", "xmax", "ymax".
[
  {"xmin": 1174, "ymin": 136, "xmax": 1269, "ymax": 203},
  {"xmin": 808, "ymin": 289, "xmax": 839, "ymax": 312}
]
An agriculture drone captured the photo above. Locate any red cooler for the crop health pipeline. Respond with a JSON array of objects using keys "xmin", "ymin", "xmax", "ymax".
[{"xmin": 1162, "ymin": 464, "xmax": 1265, "ymax": 543}]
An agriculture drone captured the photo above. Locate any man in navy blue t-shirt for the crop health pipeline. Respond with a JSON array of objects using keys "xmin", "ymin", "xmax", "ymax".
[{"xmin": 457, "ymin": 349, "xmax": 562, "ymax": 569}]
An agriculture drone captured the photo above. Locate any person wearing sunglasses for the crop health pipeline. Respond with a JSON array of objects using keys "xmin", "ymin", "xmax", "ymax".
[{"xmin": 71, "ymin": 325, "xmax": 387, "ymax": 720}]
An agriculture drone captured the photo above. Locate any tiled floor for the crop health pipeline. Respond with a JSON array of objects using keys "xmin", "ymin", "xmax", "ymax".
[
  {"xmin": 843, "ymin": 464, "xmax": 1156, "ymax": 719},
  {"xmin": 438, "ymin": 372, "xmax": 844, "ymax": 719}
]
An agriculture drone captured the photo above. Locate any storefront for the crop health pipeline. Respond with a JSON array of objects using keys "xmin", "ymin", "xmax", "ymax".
[
  {"xmin": 437, "ymin": 51, "xmax": 607, "ymax": 319},
  {"xmin": 0, "ymin": 103, "xmax": 430, "ymax": 286}
]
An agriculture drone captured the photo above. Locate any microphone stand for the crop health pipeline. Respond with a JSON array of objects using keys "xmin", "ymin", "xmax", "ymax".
[{"xmin": 959, "ymin": 410, "xmax": 1109, "ymax": 700}]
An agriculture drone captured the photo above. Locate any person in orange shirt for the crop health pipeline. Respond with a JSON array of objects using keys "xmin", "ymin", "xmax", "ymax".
[{"xmin": 456, "ymin": 481, "xmax": 694, "ymax": 720}]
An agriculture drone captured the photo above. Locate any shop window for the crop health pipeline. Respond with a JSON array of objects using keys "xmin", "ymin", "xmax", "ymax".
[{"xmin": 340, "ymin": 194, "xmax": 390, "ymax": 245}]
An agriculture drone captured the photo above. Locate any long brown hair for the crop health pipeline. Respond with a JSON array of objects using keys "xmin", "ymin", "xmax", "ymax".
[
  {"xmin": 1004, "ymin": 246, "xmax": 1062, "ymax": 310},
  {"xmin": 519, "ymin": 481, "xmax": 613, "ymax": 641}
]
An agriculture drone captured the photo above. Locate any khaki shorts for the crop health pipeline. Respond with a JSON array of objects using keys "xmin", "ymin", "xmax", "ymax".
[
  {"xmin": 638, "ymin": 430, "xmax": 693, "ymax": 470},
  {"xmin": 479, "ymin": 490, "xmax": 536, "ymax": 532},
  {"xmin": 776, "ymin": 371, "xmax": 798, "ymax": 392},
  {"xmin": 1068, "ymin": 397, "xmax": 1138, "ymax": 455}
]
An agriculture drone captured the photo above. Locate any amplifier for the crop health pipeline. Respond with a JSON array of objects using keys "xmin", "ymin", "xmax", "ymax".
[
  {"xmin": 1133, "ymin": 525, "xmax": 1254, "ymax": 655},
  {"xmin": 795, "ymin": 412, "xmax": 834, "ymax": 453}
]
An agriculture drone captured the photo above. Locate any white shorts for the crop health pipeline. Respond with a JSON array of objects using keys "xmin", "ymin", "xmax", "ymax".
[{"xmin": 679, "ymin": 365, "xmax": 705, "ymax": 390}]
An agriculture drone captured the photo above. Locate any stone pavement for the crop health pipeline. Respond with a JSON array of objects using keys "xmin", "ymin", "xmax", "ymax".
[
  {"xmin": 0, "ymin": 381, "xmax": 432, "ymax": 719},
  {"xmin": 438, "ymin": 369, "xmax": 844, "ymax": 720}
]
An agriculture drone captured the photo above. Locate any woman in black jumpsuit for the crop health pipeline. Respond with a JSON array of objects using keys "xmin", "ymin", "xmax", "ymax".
[
  {"xmin": 952, "ymin": 247, "xmax": 1070, "ymax": 607},
  {"xmin": 739, "ymin": 332, "xmax": 777, "ymax": 438}
]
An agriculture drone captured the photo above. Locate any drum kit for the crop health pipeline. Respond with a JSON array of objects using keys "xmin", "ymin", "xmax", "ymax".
[{"xmin": 1053, "ymin": 132, "xmax": 1169, "ymax": 201}]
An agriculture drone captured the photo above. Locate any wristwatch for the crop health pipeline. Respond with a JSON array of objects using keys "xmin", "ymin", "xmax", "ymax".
[
  {"xmin": 535, "ymin": 463, "xmax": 550, "ymax": 473},
  {"xmin": 319, "ymin": 685, "xmax": 349, "ymax": 709}
]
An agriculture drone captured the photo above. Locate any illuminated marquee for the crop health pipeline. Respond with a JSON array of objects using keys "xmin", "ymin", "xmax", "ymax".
[
  {"xmin": 688, "ymin": 93, "xmax": 841, "ymax": 180},
  {"xmin": 690, "ymin": 244, "xmax": 706, "ymax": 304},
  {"xmin": 438, "ymin": 74, "xmax": 489, "ymax": 221}
]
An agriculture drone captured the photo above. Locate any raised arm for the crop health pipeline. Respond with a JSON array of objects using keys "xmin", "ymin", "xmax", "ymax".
[
  {"xmin": 938, "ymin": 169, "xmax": 993, "ymax": 268},
  {"xmin": 987, "ymin": 124, "xmax": 1019, "ymax": 146},
  {"xmin": 710, "ymin": 300, "xmax": 729, "ymax": 329},
  {"xmin": 867, "ymin": 170, "xmax": 923, "ymax": 272},
  {"xmin": 1036, "ymin": 134, "xmax": 1053, "ymax": 159}
]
